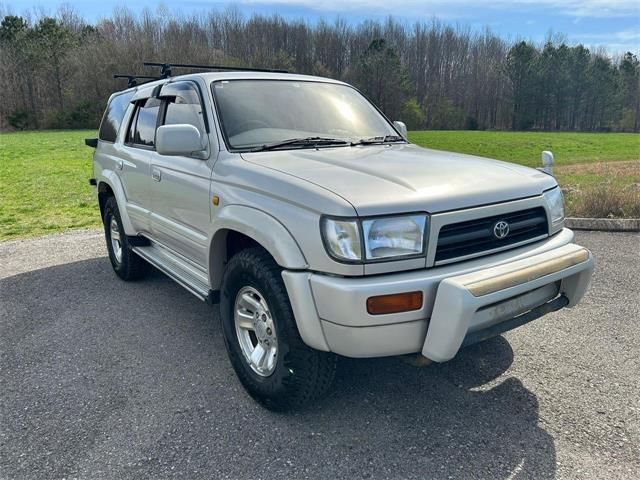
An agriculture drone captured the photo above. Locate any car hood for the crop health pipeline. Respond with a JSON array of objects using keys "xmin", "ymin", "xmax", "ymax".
[{"xmin": 241, "ymin": 144, "xmax": 557, "ymax": 216}]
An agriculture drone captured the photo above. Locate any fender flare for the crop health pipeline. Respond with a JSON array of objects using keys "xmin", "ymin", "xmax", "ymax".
[
  {"xmin": 208, "ymin": 204, "xmax": 308, "ymax": 289},
  {"xmin": 97, "ymin": 170, "xmax": 135, "ymax": 235}
]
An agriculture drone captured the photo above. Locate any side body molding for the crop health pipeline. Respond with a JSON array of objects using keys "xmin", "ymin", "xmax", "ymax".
[
  {"xmin": 209, "ymin": 204, "xmax": 308, "ymax": 289},
  {"xmin": 98, "ymin": 169, "xmax": 135, "ymax": 234}
]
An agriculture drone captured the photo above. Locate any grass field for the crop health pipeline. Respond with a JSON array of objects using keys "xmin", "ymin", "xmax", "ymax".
[
  {"xmin": 408, "ymin": 131, "xmax": 640, "ymax": 167},
  {"xmin": 0, "ymin": 130, "xmax": 99, "ymax": 240},
  {"xmin": 1, "ymin": 130, "xmax": 638, "ymax": 240}
]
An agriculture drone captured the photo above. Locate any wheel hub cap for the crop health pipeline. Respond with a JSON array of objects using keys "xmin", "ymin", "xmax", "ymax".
[
  {"xmin": 234, "ymin": 286, "xmax": 278, "ymax": 377},
  {"xmin": 109, "ymin": 217, "xmax": 123, "ymax": 264},
  {"xmin": 254, "ymin": 316, "xmax": 268, "ymax": 341}
]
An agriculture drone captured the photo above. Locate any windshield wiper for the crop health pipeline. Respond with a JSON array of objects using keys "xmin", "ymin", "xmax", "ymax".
[
  {"xmin": 250, "ymin": 137, "xmax": 349, "ymax": 152},
  {"xmin": 351, "ymin": 135, "xmax": 406, "ymax": 146}
]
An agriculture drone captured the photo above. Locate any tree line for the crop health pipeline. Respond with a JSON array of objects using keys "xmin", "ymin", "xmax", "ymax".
[{"xmin": 0, "ymin": 6, "xmax": 638, "ymax": 132}]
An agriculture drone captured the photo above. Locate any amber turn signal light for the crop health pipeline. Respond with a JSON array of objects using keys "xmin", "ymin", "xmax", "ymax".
[{"xmin": 366, "ymin": 291, "xmax": 423, "ymax": 315}]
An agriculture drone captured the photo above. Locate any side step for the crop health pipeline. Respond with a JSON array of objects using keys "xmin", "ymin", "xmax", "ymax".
[{"xmin": 132, "ymin": 243, "xmax": 216, "ymax": 302}]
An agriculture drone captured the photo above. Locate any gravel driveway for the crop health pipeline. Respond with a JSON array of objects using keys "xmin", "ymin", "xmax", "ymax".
[{"xmin": 1, "ymin": 230, "xmax": 638, "ymax": 479}]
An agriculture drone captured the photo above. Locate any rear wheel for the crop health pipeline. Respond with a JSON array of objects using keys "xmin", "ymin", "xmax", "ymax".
[
  {"xmin": 103, "ymin": 196, "xmax": 150, "ymax": 281},
  {"xmin": 220, "ymin": 247, "xmax": 336, "ymax": 410}
]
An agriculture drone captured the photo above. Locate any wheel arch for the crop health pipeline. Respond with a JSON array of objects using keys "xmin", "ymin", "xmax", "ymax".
[
  {"xmin": 97, "ymin": 181, "xmax": 115, "ymax": 220},
  {"xmin": 96, "ymin": 171, "xmax": 135, "ymax": 234},
  {"xmin": 208, "ymin": 205, "xmax": 308, "ymax": 290}
]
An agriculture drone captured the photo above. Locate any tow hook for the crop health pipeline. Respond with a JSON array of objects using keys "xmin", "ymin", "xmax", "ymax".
[{"xmin": 400, "ymin": 353, "xmax": 433, "ymax": 367}]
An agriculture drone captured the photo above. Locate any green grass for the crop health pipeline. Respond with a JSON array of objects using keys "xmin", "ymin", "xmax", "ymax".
[
  {"xmin": 408, "ymin": 131, "xmax": 640, "ymax": 167},
  {"xmin": 0, "ymin": 130, "xmax": 100, "ymax": 240},
  {"xmin": 1, "ymin": 130, "xmax": 638, "ymax": 241}
]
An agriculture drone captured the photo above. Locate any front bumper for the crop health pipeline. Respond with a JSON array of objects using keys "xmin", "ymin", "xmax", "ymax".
[{"xmin": 282, "ymin": 228, "xmax": 594, "ymax": 361}]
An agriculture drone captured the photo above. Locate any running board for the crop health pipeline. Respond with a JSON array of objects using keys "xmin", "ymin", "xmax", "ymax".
[{"xmin": 132, "ymin": 243, "xmax": 214, "ymax": 302}]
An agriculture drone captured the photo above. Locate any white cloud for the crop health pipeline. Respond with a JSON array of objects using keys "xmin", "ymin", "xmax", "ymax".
[
  {"xmin": 617, "ymin": 28, "xmax": 640, "ymax": 40},
  {"xmin": 242, "ymin": 0, "xmax": 639, "ymax": 18},
  {"xmin": 573, "ymin": 27, "xmax": 640, "ymax": 41},
  {"xmin": 517, "ymin": 0, "xmax": 639, "ymax": 17},
  {"xmin": 571, "ymin": 28, "xmax": 640, "ymax": 54}
]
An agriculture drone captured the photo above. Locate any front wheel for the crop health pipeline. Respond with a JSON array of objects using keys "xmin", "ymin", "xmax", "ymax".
[{"xmin": 220, "ymin": 247, "xmax": 336, "ymax": 410}]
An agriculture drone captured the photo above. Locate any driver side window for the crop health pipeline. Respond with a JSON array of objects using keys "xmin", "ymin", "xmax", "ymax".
[{"xmin": 162, "ymin": 82, "xmax": 206, "ymax": 135}]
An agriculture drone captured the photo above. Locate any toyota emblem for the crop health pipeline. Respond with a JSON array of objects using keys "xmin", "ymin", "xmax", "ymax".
[{"xmin": 493, "ymin": 220, "xmax": 510, "ymax": 239}]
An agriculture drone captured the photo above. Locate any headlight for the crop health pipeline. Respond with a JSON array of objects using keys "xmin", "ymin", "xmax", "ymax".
[
  {"xmin": 321, "ymin": 218, "xmax": 362, "ymax": 261},
  {"xmin": 321, "ymin": 214, "xmax": 428, "ymax": 262},
  {"xmin": 362, "ymin": 215, "xmax": 427, "ymax": 259},
  {"xmin": 543, "ymin": 187, "xmax": 565, "ymax": 225}
]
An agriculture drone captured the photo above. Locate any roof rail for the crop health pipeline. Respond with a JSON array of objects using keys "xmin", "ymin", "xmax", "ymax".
[
  {"xmin": 114, "ymin": 74, "xmax": 161, "ymax": 88},
  {"xmin": 143, "ymin": 62, "xmax": 289, "ymax": 77}
]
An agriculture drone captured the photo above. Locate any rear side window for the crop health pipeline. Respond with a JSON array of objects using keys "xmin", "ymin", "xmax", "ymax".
[
  {"xmin": 98, "ymin": 91, "xmax": 135, "ymax": 142},
  {"xmin": 126, "ymin": 97, "xmax": 161, "ymax": 148}
]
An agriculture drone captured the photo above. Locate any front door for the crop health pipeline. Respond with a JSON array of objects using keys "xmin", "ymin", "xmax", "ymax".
[{"xmin": 148, "ymin": 81, "xmax": 213, "ymax": 268}]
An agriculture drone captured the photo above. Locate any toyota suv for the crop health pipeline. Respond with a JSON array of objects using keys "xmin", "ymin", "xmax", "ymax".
[{"xmin": 87, "ymin": 64, "xmax": 594, "ymax": 410}]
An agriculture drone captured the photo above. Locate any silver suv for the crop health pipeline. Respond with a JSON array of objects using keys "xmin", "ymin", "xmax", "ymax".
[{"xmin": 88, "ymin": 65, "xmax": 594, "ymax": 410}]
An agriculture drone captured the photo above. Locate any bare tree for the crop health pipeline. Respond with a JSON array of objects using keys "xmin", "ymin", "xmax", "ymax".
[{"xmin": 0, "ymin": 6, "xmax": 636, "ymax": 132}]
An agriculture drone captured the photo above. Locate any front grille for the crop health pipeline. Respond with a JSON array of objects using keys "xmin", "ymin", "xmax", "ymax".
[{"xmin": 435, "ymin": 207, "xmax": 548, "ymax": 263}]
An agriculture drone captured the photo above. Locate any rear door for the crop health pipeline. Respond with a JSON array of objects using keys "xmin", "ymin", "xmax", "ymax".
[
  {"xmin": 148, "ymin": 81, "xmax": 213, "ymax": 267},
  {"xmin": 117, "ymin": 93, "xmax": 162, "ymax": 234},
  {"xmin": 95, "ymin": 90, "xmax": 149, "ymax": 233}
]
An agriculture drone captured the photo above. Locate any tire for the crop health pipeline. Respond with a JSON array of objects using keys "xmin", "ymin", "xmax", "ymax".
[
  {"xmin": 103, "ymin": 196, "xmax": 150, "ymax": 281},
  {"xmin": 220, "ymin": 247, "xmax": 336, "ymax": 411}
]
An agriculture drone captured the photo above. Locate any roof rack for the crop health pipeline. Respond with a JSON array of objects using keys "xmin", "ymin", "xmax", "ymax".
[
  {"xmin": 114, "ymin": 74, "xmax": 161, "ymax": 88},
  {"xmin": 143, "ymin": 62, "xmax": 289, "ymax": 78}
]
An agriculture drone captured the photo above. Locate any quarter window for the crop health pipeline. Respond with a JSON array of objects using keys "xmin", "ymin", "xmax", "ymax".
[{"xmin": 98, "ymin": 91, "xmax": 134, "ymax": 142}]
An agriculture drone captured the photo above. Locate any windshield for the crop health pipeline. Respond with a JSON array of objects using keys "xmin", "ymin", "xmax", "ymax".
[{"xmin": 212, "ymin": 80, "xmax": 398, "ymax": 151}]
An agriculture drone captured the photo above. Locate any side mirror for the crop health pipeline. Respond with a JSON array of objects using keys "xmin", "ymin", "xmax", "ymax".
[
  {"xmin": 540, "ymin": 150, "xmax": 555, "ymax": 176},
  {"xmin": 156, "ymin": 124, "xmax": 205, "ymax": 157},
  {"xmin": 393, "ymin": 121, "xmax": 408, "ymax": 140}
]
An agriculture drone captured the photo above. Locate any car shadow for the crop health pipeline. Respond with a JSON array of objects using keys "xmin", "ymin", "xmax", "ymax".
[
  {"xmin": 319, "ymin": 338, "xmax": 555, "ymax": 478},
  {"xmin": 0, "ymin": 258, "xmax": 556, "ymax": 479}
]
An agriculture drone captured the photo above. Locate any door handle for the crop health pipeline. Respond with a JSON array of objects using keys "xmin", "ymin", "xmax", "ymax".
[
  {"xmin": 152, "ymin": 169, "xmax": 161, "ymax": 182},
  {"xmin": 116, "ymin": 160, "xmax": 124, "ymax": 170}
]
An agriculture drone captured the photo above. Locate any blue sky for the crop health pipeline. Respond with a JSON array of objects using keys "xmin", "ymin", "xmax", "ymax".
[{"xmin": 3, "ymin": 0, "xmax": 639, "ymax": 54}]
